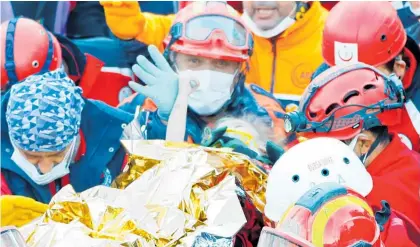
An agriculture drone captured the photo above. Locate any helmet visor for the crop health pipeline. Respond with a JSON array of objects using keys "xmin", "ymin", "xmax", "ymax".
[
  {"xmin": 257, "ymin": 227, "xmax": 314, "ymax": 247},
  {"xmin": 185, "ymin": 15, "xmax": 248, "ymax": 47}
]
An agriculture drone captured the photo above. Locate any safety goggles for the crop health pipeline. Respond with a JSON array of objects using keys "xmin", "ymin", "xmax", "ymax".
[
  {"xmin": 257, "ymin": 227, "xmax": 315, "ymax": 247},
  {"xmin": 185, "ymin": 15, "xmax": 249, "ymax": 48}
]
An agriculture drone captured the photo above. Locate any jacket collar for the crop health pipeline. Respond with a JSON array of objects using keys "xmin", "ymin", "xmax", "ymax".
[
  {"xmin": 367, "ymin": 133, "xmax": 418, "ymax": 175},
  {"xmin": 277, "ymin": 1, "xmax": 327, "ymax": 46}
]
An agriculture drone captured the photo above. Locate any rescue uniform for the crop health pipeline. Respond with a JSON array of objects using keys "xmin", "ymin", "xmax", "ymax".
[
  {"xmin": 1, "ymin": 92, "xmax": 133, "ymax": 203},
  {"xmin": 365, "ymin": 134, "xmax": 420, "ymax": 228}
]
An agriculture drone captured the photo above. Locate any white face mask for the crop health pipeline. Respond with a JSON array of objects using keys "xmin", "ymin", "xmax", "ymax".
[
  {"xmin": 178, "ymin": 70, "xmax": 235, "ymax": 116},
  {"xmin": 409, "ymin": 2, "xmax": 420, "ymax": 17},
  {"xmin": 10, "ymin": 139, "xmax": 77, "ymax": 185},
  {"xmin": 241, "ymin": 5, "xmax": 297, "ymax": 38},
  {"xmin": 346, "ymin": 134, "xmax": 368, "ymax": 164}
]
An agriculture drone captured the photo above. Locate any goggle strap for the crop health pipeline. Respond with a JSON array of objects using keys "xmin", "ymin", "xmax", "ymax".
[{"xmin": 164, "ymin": 23, "xmax": 183, "ymax": 59}]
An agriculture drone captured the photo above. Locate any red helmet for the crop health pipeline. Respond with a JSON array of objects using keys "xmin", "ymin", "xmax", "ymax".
[
  {"xmin": 258, "ymin": 183, "xmax": 384, "ymax": 247},
  {"xmin": 1, "ymin": 18, "xmax": 62, "ymax": 90},
  {"xmin": 322, "ymin": 2, "xmax": 406, "ymax": 67},
  {"xmin": 164, "ymin": 1, "xmax": 253, "ymax": 62},
  {"xmin": 283, "ymin": 63, "xmax": 405, "ymax": 140}
]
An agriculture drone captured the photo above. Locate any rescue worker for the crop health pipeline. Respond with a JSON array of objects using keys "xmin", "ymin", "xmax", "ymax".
[
  {"xmin": 1, "ymin": 69, "xmax": 133, "ymax": 204},
  {"xmin": 284, "ymin": 63, "xmax": 420, "ymax": 228},
  {"xmin": 165, "ymin": 73, "xmax": 284, "ymax": 169},
  {"xmin": 265, "ymin": 138, "xmax": 420, "ymax": 246},
  {"xmin": 1, "ymin": 17, "xmax": 134, "ymax": 107},
  {"xmin": 123, "ymin": 2, "xmax": 287, "ymax": 144},
  {"xmin": 101, "ymin": 0, "xmax": 328, "ymax": 110},
  {"xmin": 261, "ymin": 183, "xmax": 420, "ymax": 247},
  {"xmin": 313, "ymin": 1, "xmax": 420, "ymax": 151}
]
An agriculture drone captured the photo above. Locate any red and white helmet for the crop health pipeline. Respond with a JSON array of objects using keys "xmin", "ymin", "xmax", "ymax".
[
  {"xmin": 284, "ymin": 63, "xmax": 405, "ymax": 140},
  {"xmin": 259, "ymin": 183, "xmax": 384, "ymax": 247},
  {"xmin": 164, "ymin": 1, "xmax": 253, "ymax": 63},
  {"xmin": 322, "ymin": 1, "xmax": 406, "ymax": 67},
  {"xmin": 1, "ymin": 18, "xmax": 62, "ymax": 90}
]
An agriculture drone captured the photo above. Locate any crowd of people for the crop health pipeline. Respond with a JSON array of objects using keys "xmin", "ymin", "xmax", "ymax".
[{"xmin": 1, "ymin": 1, "xmax": 420, "ymax": 246}]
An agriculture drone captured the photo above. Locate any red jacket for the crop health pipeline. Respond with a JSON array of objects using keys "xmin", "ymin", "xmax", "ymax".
[
  {"xmin": 78, "ymin": 54, "xmax": 134, "ymax": 107},
  {"xmin": 366, "ymin": 134, "xmax": 420, "ymax": 228},
  {"xmin": 397, "ymin": 101, "xmax": 420, "ymax": 152},
  {"xmin": 382, "ymin": 210, "xmax": 420, "ymax": 247}
]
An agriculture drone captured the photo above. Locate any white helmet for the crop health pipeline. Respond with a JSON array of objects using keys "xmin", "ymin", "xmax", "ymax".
[{"xmin": 264, "ymin": 137, "xmax": 373, "ymax": 222}]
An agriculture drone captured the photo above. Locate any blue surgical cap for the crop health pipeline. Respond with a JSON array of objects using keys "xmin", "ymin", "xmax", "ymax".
[{"xmin": 6, "ymin": 69, "xmax": 85, "ymax": 152}]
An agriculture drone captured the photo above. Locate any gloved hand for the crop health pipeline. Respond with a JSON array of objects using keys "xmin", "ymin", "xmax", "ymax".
[
  {"xmin": 1, "ymin": 195, "xmax": 48, "ymax": 227},
  {"xmin": 100, "ymin": 1, "xmax": 144, "ymax": 40},
  {"xmin": 129, "ymin": 45, "xmax": 179, "ymax": 120}
]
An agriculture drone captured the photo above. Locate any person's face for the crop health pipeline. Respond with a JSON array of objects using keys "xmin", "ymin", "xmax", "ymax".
[
  {"xmin": 174, "ymin": 53, "xmax": 240, "ymax": 74},
  {"xmin": 19, "ymin": 144, "xmax": 71, "ymax": 174},
  {"xmin": 344, "ymin": 131, "xmax": 383, "ymax": 167},
  {"xmin": 376, "ymin": 54, "xmax": 407, "ymax": 78},
  {"xmin": 243, "ymin": 1, "xmax": 296, "ymax": 30}
]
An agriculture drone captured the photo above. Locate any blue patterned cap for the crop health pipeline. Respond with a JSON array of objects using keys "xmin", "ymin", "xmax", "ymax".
[{"xmin": 6, "ymin": 68, "xmax": 85, "ymax": 152}]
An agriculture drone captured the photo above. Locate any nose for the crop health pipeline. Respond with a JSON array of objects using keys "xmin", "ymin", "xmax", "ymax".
[{"xmin": 37, "ymin": 158, "xmax": 55, "ymax": 174}]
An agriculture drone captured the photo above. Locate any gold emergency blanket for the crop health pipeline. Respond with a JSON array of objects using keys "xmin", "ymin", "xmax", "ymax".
[{"xmin": 21, "ymin": 140, "xmax": 268, "ymax": 247}]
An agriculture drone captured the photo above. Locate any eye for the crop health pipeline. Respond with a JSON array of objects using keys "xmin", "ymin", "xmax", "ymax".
[
  {"xmin": 292, "ymin": 174, "xmax": 300, "ymax": 183},
  {"xmin": 32, "ymin": 60, "xmax": 40, "ymax": 68},
  {"xmin": 321, "ymin": 168, "xmax": 329, "ymax": 177},
  {"xmin": 216, "ymin": 60, "xmax": 229, "ymax": 67},
  {"xmin": 189, "ymin": 57, "xmax": 201, "ymax": 64},
  {"xmin": 343, "ymin": 157, "xmax": 350, "ymax": 164}
]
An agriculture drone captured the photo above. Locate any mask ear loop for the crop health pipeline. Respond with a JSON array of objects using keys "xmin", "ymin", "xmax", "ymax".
[{"xmin": 360, "ymin": 135, "xmax": 383, "ymax": 164}]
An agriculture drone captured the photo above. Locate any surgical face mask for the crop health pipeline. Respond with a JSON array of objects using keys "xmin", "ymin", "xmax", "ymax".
[
  {"xmin": 241, "ymin": 4, "xmax": 297, "ymax": 38},
  {"xmin": 10, "ymin": 139, "xmax": 77, "ymax": 185},
  {"xmin": 409, "ymin": 2, "xmax": 420, "ymax": 17},
  {"xmin": 346, "ymin": 134, "xmax": 368, "ymax": 164},
  {"xmin": 178, "ymin": 70, "xmax": 235, "ymax": 116}
]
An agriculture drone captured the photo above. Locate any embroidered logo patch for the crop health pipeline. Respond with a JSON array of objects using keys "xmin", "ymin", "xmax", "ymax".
[{"xmin": 100, "ymin": 168, "xmax": 113, "ymax": 186}]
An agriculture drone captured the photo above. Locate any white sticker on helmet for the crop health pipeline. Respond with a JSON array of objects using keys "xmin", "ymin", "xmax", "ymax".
[{"xmin": 334, "ymin": 41, "xmax": 359, "ymax": 65}]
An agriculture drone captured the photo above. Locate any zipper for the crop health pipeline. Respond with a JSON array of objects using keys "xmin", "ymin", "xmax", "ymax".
[{"xmin": 270, "ymin": 38, "xmax": 277, "ymax": 94}]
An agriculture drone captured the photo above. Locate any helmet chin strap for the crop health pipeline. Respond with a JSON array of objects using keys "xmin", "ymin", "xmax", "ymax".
[{"xmin": 360, "ymin": 135, "xmax": 383, "ymax": 164}]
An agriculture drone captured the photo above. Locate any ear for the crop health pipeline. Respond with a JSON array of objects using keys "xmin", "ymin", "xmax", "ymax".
[{"xmin": 393, "ymin": 57, "xmax": 407, "ymax": 79}]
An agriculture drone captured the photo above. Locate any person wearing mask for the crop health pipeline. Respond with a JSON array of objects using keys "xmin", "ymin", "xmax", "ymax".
[
  {"xmin": 165, "ymin": 74, "xmax": 285, "ymax": 169},
  {"xmin": 1, "ymin": 17, "xmax": 134, "ymax": 107},
  {"xmin": 284, "ymin": 63, "xmax": 420, "ymax": 228},
  {"xmin": 312, "ymin": 1, "xmax": 420, "ymax": 151},
  {"xmin": 102, "ymin": 1, "xmax": 328, "ymax": 111},
  {"xmin": 125, "ymin": 2, "xmax": 286, "ymax": 147},
  {"xmin": 1, "ymin": 69, "xmax": 133, "ymax": 203}
]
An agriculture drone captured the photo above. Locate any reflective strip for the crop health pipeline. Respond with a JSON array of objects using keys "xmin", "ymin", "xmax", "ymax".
[
  {"xmin": 101, "ymin": 67, "xmax": 133, "ymax": 78},
  {"xmin": 273, "ymin": 93, "xmax": 301, "ymax": 101},
  {"xmin": 405, "ymin": 100, "xmax": 420, "ymax": 135}
]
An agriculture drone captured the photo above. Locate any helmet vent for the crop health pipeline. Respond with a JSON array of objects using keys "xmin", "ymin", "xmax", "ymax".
[
  {"xmin": 380, "ymin": 34, "xmax": 387, "ymax": 42},
  {"xmin": 325, "ymin": 103, "xmax": 340, "ymax": 115},
  {"xmin": 343, "ymin": 90, "xmax": 360, "ymax": 103},
  {"xmin": 363, "ymin": 84, "xmax": 376, "ymax": 91}
]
